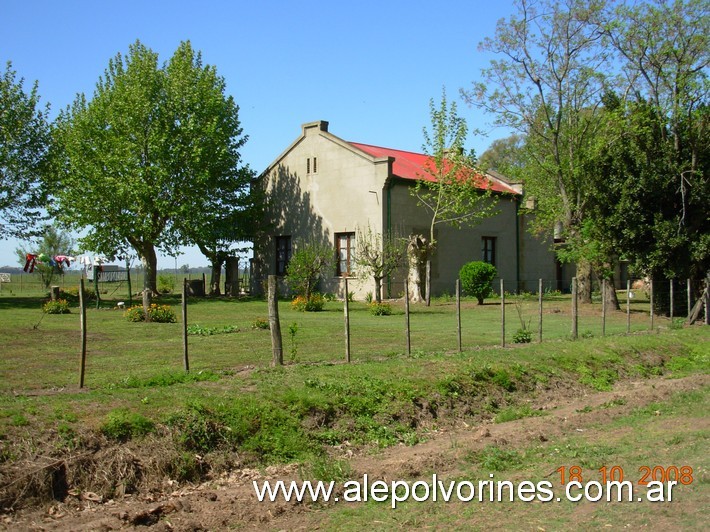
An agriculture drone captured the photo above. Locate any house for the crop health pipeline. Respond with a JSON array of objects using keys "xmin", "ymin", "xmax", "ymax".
[{"xmin": 251, "ymin": 120, "xmax": 562, "ymax": 300}]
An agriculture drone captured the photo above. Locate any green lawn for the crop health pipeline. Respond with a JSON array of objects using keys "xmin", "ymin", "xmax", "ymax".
[{"xmin": 0, "ymin": 291, "xmax": 706, "ymax": 518}]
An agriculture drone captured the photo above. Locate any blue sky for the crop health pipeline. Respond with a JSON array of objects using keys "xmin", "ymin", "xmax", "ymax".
[{"xmin": 1, "ymin": 0, "xmax": 517, "ymax": 268}]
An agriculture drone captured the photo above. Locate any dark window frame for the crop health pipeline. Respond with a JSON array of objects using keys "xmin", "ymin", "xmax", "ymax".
[
  {"xmin": 275, "ymin": 235, "xmax": 292, "ymax": 276},
  {"xmin": 482, "ymin": 236, "xmax": 497, "ymax": 266}
]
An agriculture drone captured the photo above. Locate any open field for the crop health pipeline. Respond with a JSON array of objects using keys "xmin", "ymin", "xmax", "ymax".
[{"xmin": 0, "ymin": 293, "xmax": 707, "ymax": 529}]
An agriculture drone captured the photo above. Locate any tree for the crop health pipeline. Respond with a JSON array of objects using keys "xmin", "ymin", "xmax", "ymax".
[
  {"xmin": 411, "ymin": 90, "xmax": 498, "ymax": 305},
  {"xmin": 599, "ymin": 0, "xmax": 709, "ymax": 311},
  {"xmin": 355, "ymin": 223, "xmax": 406, "ymax": 303},
  {"xmin": 15, "ymin": 225, "xmax": 75, "ymax": 289},
  {"xmin": 478, "ymin": 133, "xmax": 527, "ymax": 179},
  {"xmin": 285, "ymin": 241, "xmax": 332, "ymax": 299},
  {"xmin": 465, "ymin": 0, "xmax": 609, "ymax": 304},
  {"xmin": 459, "ymin": 261, "xmax": 497, "ymax": 305},
  {"xmin": 0, "ymin": 62, "xmax": 50, "ymax": 239},
  {"xmin": 49, "ymin": 41, "xmax": 254, "ymax": 305}
]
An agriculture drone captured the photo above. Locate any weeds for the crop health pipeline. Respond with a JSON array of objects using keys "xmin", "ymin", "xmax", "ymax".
[{"xmin": 100, "ymin": 409, "xmax": 154, "ymax": 442}]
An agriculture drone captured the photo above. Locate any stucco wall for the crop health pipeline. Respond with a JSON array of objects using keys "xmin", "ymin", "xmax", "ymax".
[
  {"xmin": 252, "ymin": 122, "xmax": 388, "ymax": 299},
  {"xmin": 253, "ymin": 121, "xmax": 559, "ymax": 301}
]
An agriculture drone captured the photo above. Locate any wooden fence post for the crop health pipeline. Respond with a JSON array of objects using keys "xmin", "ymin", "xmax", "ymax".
[
  {"xmin": 601, "ymin": 278, "xmax": 606, "ymax": 337},
  {"xmin": 538, "ymin": 278, "xmax": 543, "ymax": 343},
  {"xmin": 182, "ymin": 279, "xmax": 189, "ymax": 372},
  {"xmin": 669, "ymin": 278, "xmax": 674, "ymax": 321},
  {"xmin": 650, "ymin": 279, "xmax": 654, "ymax": 330},
  {"xmin": 571, "ymin": 277, "xmax": 578, "ymax": 339},
  {"xmin": 500, "ymin": 279, "xmax": 505, "ymax": 347},
  {"xmin": 344, "ymin": 278, "xmax": 351, "ymax": 363},
  {"xmin": 456, "ymin": 279, "xmax": 462, "ymax": 352},
  {"xmin": 79, "ymin": 279, "xmax": 87, "ymax": 389},
  {"xmin": 626, "ymin": 279, "xmax": 631, "ymax": 334},
  {"xmin": 404, "ymin": 280, "xmax": 411, "ymax": 356},
  {"xmin": 126, "ymin": 258, "xmax": 133, "ymax": 307},
  {"xmin": 687, "ymin": 279, "xmax": 692, "ymax": 321},
  {"xmin": 268, "ymin": 275, "xmax": 283, "ymax": 366}
]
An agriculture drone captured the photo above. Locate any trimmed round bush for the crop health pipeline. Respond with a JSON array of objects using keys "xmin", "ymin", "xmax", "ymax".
[{"xmin": 459, "ymin": 261, "xmax": 497, "ymax": 305}]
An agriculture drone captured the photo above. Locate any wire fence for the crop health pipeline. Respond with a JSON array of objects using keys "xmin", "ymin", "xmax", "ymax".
[{"xmin": 0, "ymin": 269, "xmax": 251, "ymax": 298}]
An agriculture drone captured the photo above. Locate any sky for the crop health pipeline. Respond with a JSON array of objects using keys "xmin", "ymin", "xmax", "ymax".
[{"xmin": 1, "ymin": 0, "xmax": 518, "ymax": 269}]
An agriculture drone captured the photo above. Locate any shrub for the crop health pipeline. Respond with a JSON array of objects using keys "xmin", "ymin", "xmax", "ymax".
[
  {"xmin": 285, "ymin": 242, "xmax": 332, "ymax": 298},
  {"xmin": 100, "ymin": 409, "xmax": 154, "ymax": 442},
  {"xmin": 124, "ymin": 303, "xmax": 177, "ymax": 323},
  {"xmin": 459, "ymin": 261, "xmax": 497, "ymax": 305},
  {"xmin": 158, "ymin": 274, "xmax": 176, "ymax": 294},
  {"xmin": 513, "ymin": 328, "xmax": 532, "ymax": 344},
  {"xmin": 368, "ymin": 301, "xmax": 392, "ymax": 316},
  {"xmin": 251, "ymin": 317, "xmax": 270, "ymax": 330},
  {"xmin": 291, "ymin": 293, "xmax": 326, "ymax": 312},
  {"xmin": 43, "ymin": 299, "xmax": 71, "ymax": 314}
]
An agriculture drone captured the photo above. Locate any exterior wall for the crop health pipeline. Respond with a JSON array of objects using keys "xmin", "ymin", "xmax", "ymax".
[
  {"xmin": 387, "ymin": 181, "xmax": 523, "ymax": 296},
  {"xmin": 252, "ymin": 122, "xmax": 388, "ymax": 299},
  {"xmin": 253, "ymin": 120, "xmax": 560, "ymax": 301}
]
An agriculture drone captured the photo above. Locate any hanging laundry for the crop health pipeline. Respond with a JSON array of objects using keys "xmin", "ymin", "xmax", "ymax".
[
  {"xmin": 54, "ymin": 255, "xmax": 73, "ymax": 270},
  {"xmin": 23, "ymin": 254, "xmax": 38, "ymax": 273}
]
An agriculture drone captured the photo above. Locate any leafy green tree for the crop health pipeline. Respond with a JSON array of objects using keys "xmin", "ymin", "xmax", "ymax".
[
  {"xmin": 466, "ymin": 0, "xmax": 609, "ymax": 303},
  {"xmin": 478, "ymin": 134, "xmax": 527, "ymax": 180},
  {"xmin": 355, "ymin": 223, "xmax": 406, "ymax": 303},
  {"xmin": 16, "ymin": 225, "xmax": 75, "ymax": 289},
  {"xmin": 459, "ymin": 261, "xmax": 497, "ymax": 305},
  {"xmin": 599, "ymin": 0, "xmax": 709, "ymax": 307},
  {"xmin": 411, "ymin": 90, "xmax": 498, "ymax": 305},
  {"xmin": 285, "ymin": 241, "xmax": 332, "ymax": 299},
  {"xmin": 49, "ymin": 40, "xmax": 254, "ymax": 303},
  {"xmin": 0, "ymin": 62, "xmax": 50, "ymax": 238}
]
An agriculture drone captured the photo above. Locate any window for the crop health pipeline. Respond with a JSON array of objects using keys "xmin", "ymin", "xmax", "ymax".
[
  {"xmin": 275, "ymin": 236, "xmax": 292, "ymax": 276},
  {"xmin": 482, "ymin": 236, "xmax": 496, "ymax": 266},
  {"xmin": 336, "ymin": 232, "xmax": 355, "ymax": 277},
  {"xmin": 306, "ymin": 157, "xmax": 318, "ymax": 174}
]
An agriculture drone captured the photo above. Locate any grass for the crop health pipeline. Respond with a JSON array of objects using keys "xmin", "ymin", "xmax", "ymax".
[
  {"xmin": 0, "ymin": 291, "xmax": 707, "ymax": 518},
  {"xmin": 307, "ymin": 385, "xmax": 710, "ymax": 530}
]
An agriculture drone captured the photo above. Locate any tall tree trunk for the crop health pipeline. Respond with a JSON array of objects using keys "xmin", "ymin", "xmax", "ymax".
[
  {"xmin": 140, "ymin": 242, "xmax": 158, "ymax": 296},
  {"xmin": 576, "ymin": 257, "xmax": 593, "ymax": 304},
  {"xmin": 139, "ymin": 242, "xmax": 158, "ymax": 316},
  {"xmin": 208, "ymin": 254, "xmax": 226, "ymax": 296},
  {"xmin": 407, "ymin": 235, "xmax": 426, "ymax": 303},
  {"xmin": 600, "ymin": 268, "xmax": 620, "ymax": 311},
  {"xmin": 425, "ymin": 259, "xmax": 432, "ymax": 307}
]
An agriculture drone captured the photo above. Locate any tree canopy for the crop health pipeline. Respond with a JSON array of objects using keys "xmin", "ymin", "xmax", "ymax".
[
  {"xmin": 0, "ymin": 62, "xmax": 50, "ymax": 239},
  {"xmin": 49, "ymin": 40, "xmax": 255, "ymax": 295},
  {"xmin": 468, "ymin": 0, "xmax": 708, "ymax": 307}
]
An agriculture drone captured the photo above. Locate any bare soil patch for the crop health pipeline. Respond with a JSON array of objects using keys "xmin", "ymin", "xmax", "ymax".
[{"xmin": 3, "ymin": 373, "xmax": 706, "ymax": 531}]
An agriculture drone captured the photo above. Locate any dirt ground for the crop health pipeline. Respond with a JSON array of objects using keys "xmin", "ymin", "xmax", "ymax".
[{"xmin": 2, "ymin": 373, "xmax": 707, "ymax": 531}]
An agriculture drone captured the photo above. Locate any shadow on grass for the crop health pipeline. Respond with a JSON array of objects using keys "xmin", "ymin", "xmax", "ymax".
[{"xmin": 0, "ymin": 296, "xmax": 47, "ymax": 310}]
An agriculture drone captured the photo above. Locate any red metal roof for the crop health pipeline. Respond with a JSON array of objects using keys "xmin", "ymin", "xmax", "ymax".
[{"xmin": 349, "ymin": 142, "xmax": 519, "ymax": 195}]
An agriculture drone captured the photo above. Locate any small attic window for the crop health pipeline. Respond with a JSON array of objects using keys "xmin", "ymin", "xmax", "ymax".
[{"xmin": 306, "ymin": 157, "xmax": 318, "ymax": 174}]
